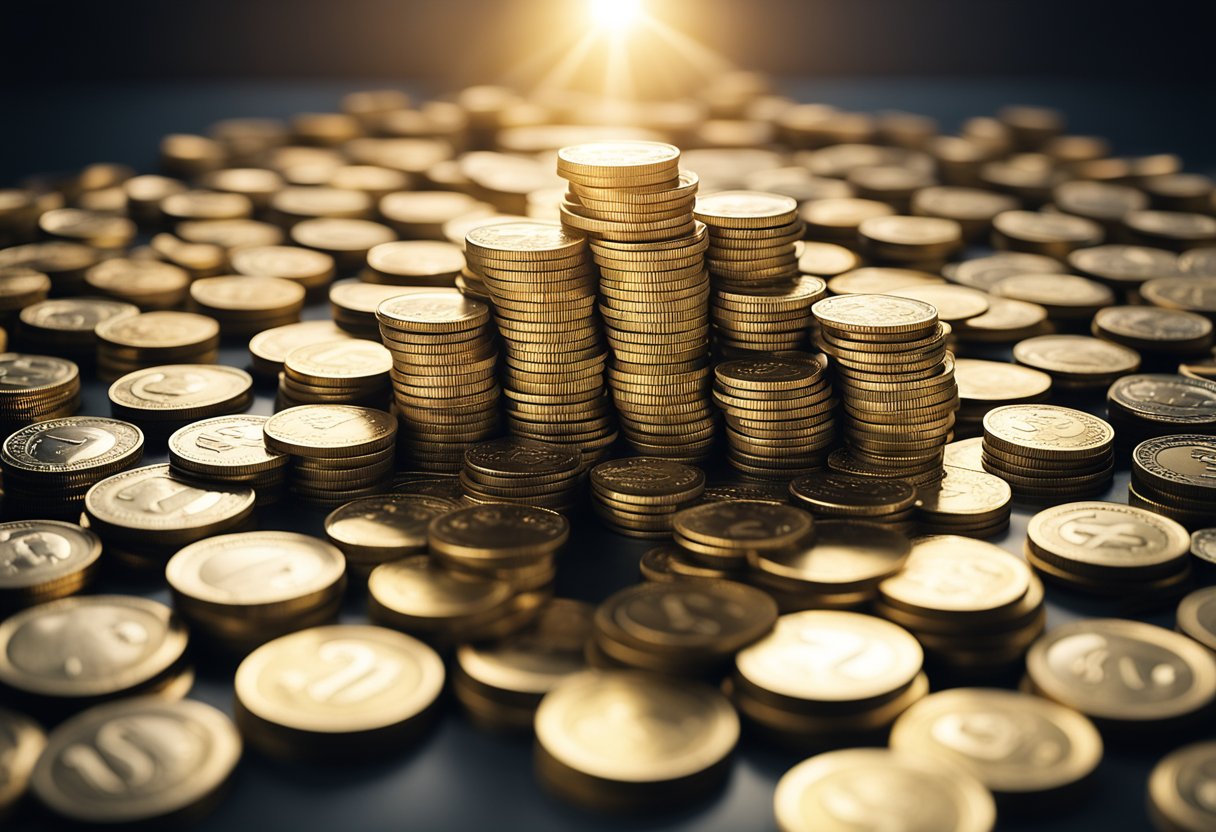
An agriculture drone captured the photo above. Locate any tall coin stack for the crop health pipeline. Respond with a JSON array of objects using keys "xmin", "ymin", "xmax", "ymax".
[
  {"xmin": 464, "ymin": 222, "xmax": 614, "ymax": 468},
  {"xmin": 693, "ymin": 191, "xmax": 809, "ymax": 355},
  {"xmin": 712, "ymin": 356, "xmax": 835, "ymax": 478},
  {"xmin": 556, "ymin": 143, "xmax": 713, "ymax": 462},
  {"xmin": 376, "ymin": 290, "xmax": 501, "ymax": 472},
  {"xmin": 813, "ymin": 294, "xmax": 957, "ymax": 485}
]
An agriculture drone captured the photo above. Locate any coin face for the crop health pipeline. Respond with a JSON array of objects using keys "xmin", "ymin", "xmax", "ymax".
[
  {"xmin": 456, "ymin": 598, "xmax": 592, "ymax": 696},
  {"xmin": 1013, "ymin": 334, "xmax": 1140, "ymax": 376},
  {"xmin": 1027, "ymin": 618, "xmax": 1216, "ymax": 722},
  {"xmin": 535, "ymin": 670, "xmax": 738, "ymax": 784},
  {"xmin": 108, "ymin": 365, "xmax": 251, "ymax": 412},
  {"xmin": 325, "ymin": 494, "xmax": 458, "ymax": 552},
  {"xmin": 0, "ymin": 520, "xmax": 101, "ymax": 593},
  {"xmin": 368, "ymin": 555, "xmax": 515, "ymax": 622},
  {"xmin": 168, "ymin": 414, "xmax": 285, "ymax": 473},
  {"xmin": 19, "ymin": 298, "xmax": 137, "ymax": 332},
  {"xmin": 1, "ymin": 416, "xmax": 142, "ymax": 473},
  {"xmin": 736, "ymin": 610, "xmax": 923, "ymax": 704},
  {"xmin": 30, "ymin": 698, "xmax": 240, "ymax": 824},
  {"xmin": 0, "ymin": 353, "xmax": 78, "ymax": 394},
  {"xmin": 954, "ymin": 359, "xmax": 1051, "ymax": 402},
  {"xmin": 889, "ymin": 689, "xmax": 1102, "ymax": 795},
  {"xmin": 376, "ymin": 289, "xmax": 489, "ymax": 330},
  {"xmin": 789, "ymin": 473, "xmax": 917, "ymax": 515},
  {"xmin": 673, "ymin": 501, "xmax": 812, "ymax": 549},
  {"xmin": 231, "ymin": 244, "xmax": 334, "ymax": 280},
  {"xmin": 1177, "ymin": 587, "xmax": 1216, "ymax": 653},
  {"xmin": 235, "ymin": 625, "xmax": 443, "ymax": 734},
  {"xmin": 263, "ymin": 405, "xmax": 396, "ymax": 456},
  {"xmin": 1148, "ymin": 741, "xmax": 1216, "ymax": 832},
  {"xmin": 812, "ymin": 294, "xmax": 938, "ymax": 333},
  {"xmin": 465, "ymin": 222, "xmax": 583, "ymax": 258},
  {"xmin": 0, "ymin": 595, "xmax": 187, "ymax": 698},
  {"xmin": 752, "ymin": 521, "xmax": 911, "ymax": 588},
  {"xmin": 773, "ymin": 748, "xmax": 996, "ymax": 832},
  {"xmin": 1142, "ymin": 275, "xmax": 1216, "ymax": 313},
  {"xmin": 284, "ymin": 339, "xmax": 392, "ymax": 379},
  {"xmin": 695, "ymin": 190, "xmax": 798, "ymax": 224},
  {"xmin": 167, "ymin": 531, "xmax": 345, "ymax": 608},
  {"xmin": 429, "ymin": 504, "xmax": 569, "ymax": 563},
  {"xmin": 1028, "ymin": 501, "xmax": 1191, "ymax": 573},
  {"xmin": 1109, "ymin": 374, "xmax": 1216, "ymax": 426},
  {"xmin": 94, "ymin": 311, "xmax": 219, "ymax": 349},
  {"xmin": 84, "ymin": 464, "xmax": 255, "ymax": 533},
  {"xmin": 557, "ymin": 141, "xmax": 680, "ymax": 173},
  {"xmin": 590, "ymin": 457, "xmax": 705, "ymax": 500},
  {"xmin": 1133, "ymin": 434, "xmax": 1216, "ymax": 494},
  {"xmin": 248, "ymin": 321, "xmax": 351, "ymax": 365},
  {"xmin": 599, "ymin": 581, "xmax": 777, "ymax": 654},
  {"xmin": 880, "ymin": 535, "xmax": 1031, "ymax": 614},
  {"xmin": 916, "ymin": 466, "xmax": 1011, "ymax": 518},
  {"xmin": 464, "ymin": 437, "xmax": 580, "ymax": 477},
  {"xmin": 983, "ymin": 405, "xmax": 1114, "ymax": 457},
  {"xmin": 1193, "ymin": 529, "xmax": 1216, "ymax": 565}
]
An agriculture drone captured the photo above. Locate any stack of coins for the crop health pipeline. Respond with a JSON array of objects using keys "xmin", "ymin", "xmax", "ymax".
[
  {"xmin": 364, "ymin": 240, "xmax": 465, "ymax": 286},
  {"xmin": 1025, "ymin": 502, "xmax": 1192, "ymax": 606},
  {"xmin": 94, "ymin": 311, "xmax": 220, "ymax": 382},
  {"xmin": 731, "ymin": 610, "xmax": 928, "ymax": 748},
  {"xmin": 368, "ymin": 555, "xmax": 547, "ymax": 646},
  {"xmin": 877, "ymin": 535, "xmax": 1046, "ymax": 675},
  {"xmin": 555, "ymin": 144, "xmax": 711, "ymax": 461},
  {"xmin": 890, "ymin": 689, "xmax": 1102, "ymax": 812},
  {"xmin": 17, "ymin": 298, "xmax": 137, "ymax": 364},
  {"xmin": 108, "ymin": 364, "xmax": 253, "ymax": 441},
  {"xmin": 235, "ymin": 625, "xmax": 444, "ymax": 761},
  {"xmin": 464, "ymin": 222, "xmax": 615, "ymax": 466},
  {"xmin": 429, "ymin": 504, "xmax": 567, "ymax": 592},
  {"xmin": 263, "ymin": 405, "xmax": 397, "ymax": 506},
  {"xmin": 454, "ymin": 598, "xmax": 592, "ymax": 733},
  {"xmin": 0, "ymin": 354, "xmax": 81, "ymax": 436},
  {"xmin": 788, "ymin": 472, "xmax": 917, "ymax": 532},
  {"xmin": 83, "ymin": 464, "xmax": 256, "ymax": 570},
  {"xmin": 589, "ymin": 457, "xmax": 705, "ymax": 538},
  {"xmin": 376, "ymin": 290, "xmax": 500, "ymax": 472},
  {"xmin": 982, "ymin": 404, "xmax": 1115, "ymax": 501},
  {"xmin": 1148, "ymin": 742, "xmax": 1216, "ymax": 832},
  {"xmin": 713, "ymin": 355, "xmax": 835, "ymax": 478},
  {"xmin": 1013, "ymin": 334, "xmax": 1140, "ymax": 391},
  {"xmin": 324, "ymin": 492, "xmax": 459, "ymax": 577},
  {"xmin": 1130, "ymin": 434, "xmax": 1216, "ymax": 530},
  {"xmin": 189, "ymin": 276, "xmax": 306, "ymax": 337},
  {"xmin": 246, "ymin": 320, "xmax": 352, "ymax": 379},
  {"xmin": 0, "ymin": 520, "xmax": 102, "ymax": 610},
  {"xmin": 710, "ymin": 275, "xmax": 827, "ymax": 356},
  {"xmin": 0, "ymin": 416, "xmax": 143, "ymax": 519},
  {"xmin": 671, "ymin": 500, "xmax": 814, "ymax": 581},
  {"xmin": 746, "ymin": 521, "xmax": 911, "ymax": 612},
  {"xmin": 1026, "ymin": 618, "xmax": 1216, "ymax": 738},
  {"xmin": 534, "ymin": 670, "xmax": 739, "ymax": 811},
  {"xmin": 589, "ymin": 581, "xmax": 777, "ymax": 677},
  {"xmin": 329, "ymin": 280, "xmax": 414, "ymax": 339},
  {"xmin": 460, "ymin": 438, "xmax": 581, "ymax": 513},
  {"xmin": 1107, "ymin": 374, "xmax": 1216, "ymax": 442},
  {"xmin": 952, "ymin": 359, "xmax": 1051, "ymax": 439},
  {"xmin": 166, "ymin": 531, "xmax": 347, "ymax": 652},
  {"xmin": 814, "ymin": 294, "xmax": 956, "ymax": 485},
  {"xmin": 915, "ymin": 464, "xmax": 1013, "ymax": 538},
  {"xmin": 168, "ymin": 414, "xmax": 288, "ymax": 505},
  {"xmin": 278, "ymin": 339, "xmax": 392, "ymax": 410}
]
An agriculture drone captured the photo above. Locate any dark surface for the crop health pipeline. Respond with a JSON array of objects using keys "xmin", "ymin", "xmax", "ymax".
[{"xmin": 3, "ymin": 79, "xmax": 1215, "ymax": 831}]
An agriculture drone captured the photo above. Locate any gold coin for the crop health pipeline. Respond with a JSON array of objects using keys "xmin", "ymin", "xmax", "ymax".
[
  {"xmin": 879, "ymin": 535, "xmax": 1032, "ymax": 617},
  {"xmin": 95, "ymin": 311, "xmax": 219, "ymax": 352},
  {"xmin": 0, "ymin": 520, "xmax": 102, "ymax": 609},
  {"xmin": 1177, "ymin": 586, "xmax": 1216, "ymax": 653},
  {"xmin": 0, "ymin": 706, "xmax": 44, "ymax": 815},
  {"xmin": 695, "ymin": 191, "xmax": 798, "ymax": 229},
  {"xmin": 84, "ymin": 464, "xmax": 255, "ymax": 539},
  {"xmin": 1148, "ymin": 740, "xmax": 1216, "ymax": 832},
  {"xmin": 190, "ymin": 274, "xmax": 306, "ymax": 313},
  {"xmin": 168, "ymin": 414, "xmax": 285, "ymax": 476},
  {"xmin": 108, "ymin": 364, "xmax": 252, "ymax": 416},
  {"xmin": 264, "ymin": 405, "xmax": 396, "ymax": 457}
]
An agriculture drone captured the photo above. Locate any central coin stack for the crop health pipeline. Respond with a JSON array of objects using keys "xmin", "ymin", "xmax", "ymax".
[
  {"xmin": 463, "ymin": 222, "xmax": 615, "ymax": 469},
  {"xmin": 813, "ymin": 294, "xmax": 957, "ymax": 485},
  {"xmin": 556, "ymin": 142, "xmax": 713, "ymax": 463},
  {"xmin": 376, "ymin": 290, "xmax": 501, "ymax": 472}
]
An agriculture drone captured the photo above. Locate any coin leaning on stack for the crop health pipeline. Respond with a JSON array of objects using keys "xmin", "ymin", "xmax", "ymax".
[
  {"xmin": 464, "ymin": 221, "xmax": 615, "ymax": 468},
  {"xmin": 589, "ymin": 456, "xmax": 705, "ymax": 538},
  {"xmin": 557, "ymin": 142, "xmax": 712, "ymax": 461},
  {"xmin": 376, "ymin": 289, "xmax": 501, "ymax": 472}
]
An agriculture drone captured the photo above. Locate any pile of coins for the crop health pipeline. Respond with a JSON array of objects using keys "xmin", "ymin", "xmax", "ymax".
[
  {"xmin": 952, "ymin": 358, "xmax": 1051, "ymax": 439},
  {"xmin": 83, "ymin": 464, "xmax": 256, "ymax": 570},
  {"xmin": 263, "ymin": 405, "xmax": 396, "ymax": 506},
  {"xmin": 168, "ymin": 414, "xmax": 288, "ymax": 505},
  {"xmin": 278, "ymin": 339, "xmax": 392, "ymax": 410},
  {"xmin": 670, "ymin": 500, "xmax": 814, "ymax": 583},
  {"xmin": 0, "ymin": 354, "xmax": 81, "ymax": 437},
  {"xmin": 1107, "ymin": 374, "xmax": 1216, "ymax": 443},
  {"xmin": 814, "ymin": 294, "xmax": 956, "ymax": 484},
  {"xmin": 557, "ymin": 143, "xmax": 712, "ymax": 461},
  {"xmin": 428, "ymin": 503, "xmax": 565, "ymax": 593},
  {"xmin": 788, "ymin": 471, "xmax": 917, "ymax": 533},
  {"xmin": 710, "ymin": 274, "xmax": 827, "ymax": 356},
  {"xmin": 714, "ymin": 355, "xmax": 835, "ymax": 477},
  {"xmin": 460, "ymin": 437, "xmax": 581, "ymax": 513},
  {"xmin": 1025, "ymin": 501, "xmax": 1192, "ymax": 605},
  {"xmin": 17, "ymin": 297, "xmax": 136, "ymax": 363},
  {"xmin": 0, "ymin": 519, "xmax": 102, "ymax": 610},
  {"xmin": 877, "ymin": 536, "xmax": 1046, "ymax": 675},
  {"xmin": 1130, "ymin": 434, "xmax": 1216, "ymax": 530},
  {"xmin": 324, "ymin": 491, "xmax": 459, "ymax": 577},
  {"xmin": 464, "ymin": 222, "xmax": 614, "ymax": 465},
  {"xmin": 731, "ymin": 610, "xmax": 929, "ymax": 748},
  {"xmin": 109, "ymin": 364, "xmax": 253, "ymax": 441},
  {"xmin": 376, "ymin": 290, "xmax": 500, "ymax": 472},
  {"xmin": 167, "ymin": 531, "xmax": 347, "ymax": 653},
  {"xmin": 1, "ymin": 416, "xmax": 144, "ymax": 520},
  {"xmin": 94, "ymin": 311, "xmax": 220, "ymax": 382},
  {"xmin": 914, "ymin": 463, "xmax": 1013, "ymax": 538},
  {"xmin": 589, "ymin": 457, "xmax": 705, "ymax": 538},
  {"xmin": 982, "ymin": 404, "xmax": 1115, "ymax": 501}
]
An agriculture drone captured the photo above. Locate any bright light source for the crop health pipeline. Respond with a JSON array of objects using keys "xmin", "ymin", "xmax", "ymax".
[{"xmin": 589, "ymin": 0, "xmax": 643, "ymax": 32}]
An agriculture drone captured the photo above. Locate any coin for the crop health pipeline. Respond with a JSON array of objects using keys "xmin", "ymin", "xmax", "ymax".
[
  {"xmin": 264, "ymin": 404, "xmax": 396, "ymax": 457},
  {"xmin": 890, "ymin": 688, "xmax": 1102, "ymax": 802},
  {"xmin": 230, "ymin": 244, "xmax": 335, "ymax": 291},
  {"xmin": 325, "ymin": 493, "xmax": 457, "ymax": 568},
  {"xmin": 773, "ymin": 748, "xmax": 996, "ymax": 832},
  {"xmin": 749, "ymin": 520, "xmax": 910, "ymax": 596},
  {"xmin": 1177, "ymin": 587, "xmax": 1216, "ymax": 653},
  {"xmin": 429, "ymin": 503, "xmax": 568, "ymax": 569},
  {"xmin": 534, "ymin": 670, "xmax": 738, "ymax": 811},
  {"xmin": 1013, "ymin": 334, "xmax": 1140, "ymax": 389},
  {"xmin": 672, "ymin": 500, "xmax": 813, "ymax": 569},
  {"xmin": 84, "ymin": 258, "xmax": 190, "ymax": 309},
  {"xmin": 880, "ymin": 535, "xmax": 1032, "ymax": 618},
  {"xmin": 983, "ymin": 404, "xmax": 1114, "ymax": 460},
  {"xmin": 0, "ymin": 706, "xmax": 44, "ymax": 818},
  {"xmin": 992, "ymin": 209, "xmax": 1103, "ymax": 259},
  {"xmin": 235, "ymin": 625, "xmax": 444, "ymax": 760},
  {"xmin": 1147, "ymin": 741, "xmax": 1216, "ymax": 832},
  {"xmin": 0, "ymin": 520, "xmax": 102, "ymax": 609},
  {"xmin": 109, "ymin": 364, "xmax": 252, "ymax": 434},
  {"xmin": 915, "ymin": 465, "xmax": 1012, "ymax": 537},
  {"xmin": 30, "ymin": 698, "xmax": 239, "ymax": 825}
]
